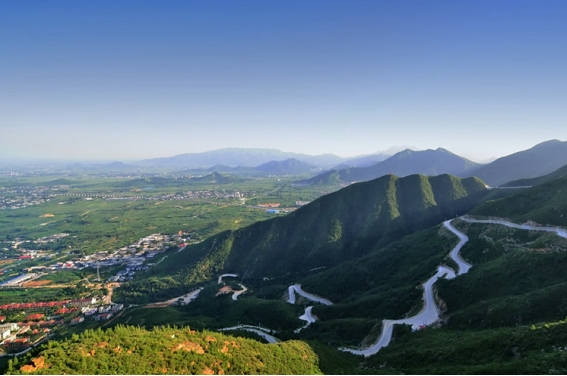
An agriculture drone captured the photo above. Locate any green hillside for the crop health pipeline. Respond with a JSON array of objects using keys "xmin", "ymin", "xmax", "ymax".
[
  {"xmin": 472, "ymin": 174, "xmax": 567, "ymax": 227},
  {"xmin": 7, "ymin": 325, "xmax": 322, "ymax": 375},
  {"xmin": 502, "ymin": 163, "xmax": 567, "ymax": 187},
  {"xmin": 115, "ymin": 173, "xmax": 488, "ymax": 303}
]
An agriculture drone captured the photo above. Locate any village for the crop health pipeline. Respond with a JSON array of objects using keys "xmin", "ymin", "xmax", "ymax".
[
  {"xmin": 0, "ymin": 231, "xmax": 192, "ymax": 355},
  {"xmin": 0, "ymin": 185, "xmax": 69, "ymax": 210},
  {"xmin": 0, "ymin": 297, "xmax": 126, "ymax": 355}
]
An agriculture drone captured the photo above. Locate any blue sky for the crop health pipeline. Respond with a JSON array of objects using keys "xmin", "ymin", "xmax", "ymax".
[{"xmin": 1, "ymin": 0, "xmax": 566, "ymax": 162}]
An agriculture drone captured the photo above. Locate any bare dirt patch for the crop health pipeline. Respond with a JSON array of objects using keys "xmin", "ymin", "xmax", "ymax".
[{"xmin": 23, "ymin": 280, "xmax": 52, "ymax": 287}]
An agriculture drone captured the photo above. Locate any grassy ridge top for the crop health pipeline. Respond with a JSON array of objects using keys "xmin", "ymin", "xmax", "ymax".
[{"xmin": 7, "ymin": 325, "xmax": 322, "ymax": 375}]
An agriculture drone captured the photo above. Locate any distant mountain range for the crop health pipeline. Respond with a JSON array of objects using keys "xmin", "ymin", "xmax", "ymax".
[
  {"xmin": 176, "ymin": 158, "xmax": 317, "ymax": 176},
  {"xmin": 300, "ymin": 140, "xmax": 567, "ymax": 187},
  {"xmin": 301, "ymin": 148, "xmax": 481, "ymax": 185},
  {"xmin": 139, "ymin": 148, "xmax": 346, "ymax": 169}
]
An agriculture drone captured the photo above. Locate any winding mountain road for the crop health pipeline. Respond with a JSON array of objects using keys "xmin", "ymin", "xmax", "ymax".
[
  {"xmin": 294, "ymin": 306, "xmax": 316, "ymax": 333},
  {"xmin": 218, "ymin": 325, "xmax": 280, "ymax": 344},
  {"xmin": 339, "ymin": 216, "xmax": 567, "ymax": 357},
  {"xmin": 461, "ymin": 217, "xmax": 567, "ymax": 238},
  {"xmin": 286, "ymin": 284, "xmax": 333, "ymax": 305},
  {"xmin": 218, "ymin": 273, "xmax": 238, "ymax": 284},
  {"xmin": 443, "ymin": 220, "xmax": 472, "ymax": 274}
]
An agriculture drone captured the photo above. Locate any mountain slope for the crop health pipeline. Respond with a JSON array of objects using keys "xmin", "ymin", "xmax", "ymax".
[
  {"xmin": 302, "ymin": 148, "xmax": 481, "ymax": 185},
  {"xmin": 469, "ymin": 139, "xmax": 567, "ymax": 187},
  {"xmin": 139, "ymin": 148, "xmax": 345, "ymax": 169},
  {"xmin": 502, "ymin": 163, "xmax": 567, "ymax": 187},
  {"xmin": 115, "ymin": 173, "xmax": 488, "ymax": 303},
  {"xmin": 471, "ymin": 174, "xmax": 567, "ymax": 227}
]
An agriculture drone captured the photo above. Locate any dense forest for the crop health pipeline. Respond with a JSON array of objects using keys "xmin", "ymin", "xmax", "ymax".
[{"xmin": 7, "ymin": 325, "xmax": 323, "ymax": 375}]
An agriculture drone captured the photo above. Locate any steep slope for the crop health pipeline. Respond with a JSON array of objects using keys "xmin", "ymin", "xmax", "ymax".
[
  {"xmin": 139, "ymin": 148, "xmax": 345, "ymax": 169},
  {"xmin": 471, "ymin": 174, "xmax": 567, "ymax": 227},
  {"xmin": 302, "ymin": 148, "xmax": 481, "ymax": 185},
  {"xmin": 115, "ymin": 173, "xmax": 488, "ymax": 303},
  {"xmin": 502, "ymin": 163, "xmax": 567, "ymax": 187},
  {"xmin": 469, "ymin": 139, "xmax": 567, "ymax": 187}
]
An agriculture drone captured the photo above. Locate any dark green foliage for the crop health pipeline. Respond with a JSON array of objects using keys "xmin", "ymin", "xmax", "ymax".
[
  {"xmin": 116, "ymin": 174, "xmax": 487, "ymax": 303},
  {"xmin": 364, "ymin": 319, "xmax": 567, "ymax": 374},
  {"xmin": 437, "ymin": 221, "xmax": 567, "ymax": 329},
  {"xmin": 8, "ymin": 325, "xmax": 323, "ymax": 375},
  {"xmin": 472, "ymin": 175, "xmax": 567, "ymax": 227}
]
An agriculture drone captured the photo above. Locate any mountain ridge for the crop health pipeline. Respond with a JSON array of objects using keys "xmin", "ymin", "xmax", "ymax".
[{"xmin": 301, "ymin": 148, "xmax": 481, "ymax": 185}]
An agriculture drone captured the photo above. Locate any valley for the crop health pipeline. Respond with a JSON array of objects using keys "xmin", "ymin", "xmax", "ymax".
[{"xmin": 2, "ymin": 147, "xmax": 567, "ymax": 374}]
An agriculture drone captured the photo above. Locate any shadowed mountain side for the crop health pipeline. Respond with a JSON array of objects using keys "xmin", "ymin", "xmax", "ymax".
[
  {"xmin": 471, "ymin": 174, "xmax": 567, "ymax": 228},
  {"xmin": 115, "ymin": 174, "xmax": 488, "ymax": 303},
  {"xmin": 300, "ymin": 148, "xmax": 481, "ymax": 185},
  {"xmin": 469, "ymin": 139, "xmax": 567, "ymax": 187},
  {"xmin": 502, "ymin": 163, "xmax": 567, "ymax": 187}
]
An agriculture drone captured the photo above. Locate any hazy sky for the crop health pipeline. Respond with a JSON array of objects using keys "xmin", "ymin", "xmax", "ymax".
[{"xmin": 1, "ymin": 0, "xmax": 566, "ymax": 162}]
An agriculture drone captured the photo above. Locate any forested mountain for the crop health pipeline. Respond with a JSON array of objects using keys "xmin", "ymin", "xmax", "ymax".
[
  {"xmin": 10, "ymin": 170, "xmax": 567, "ymax": 375},
  {"xmin": 139, "ymin": 148, "xmax": 345, "ymax": 169},
  {"xmin": 468, "ymin": 139, "xmax": 567, "ymax": 187},
  {"xmin": 115, "ymin": 173, "xmax": 488, "ymax": 302},
  {"xmin": 502, "ymin": 163, "xmax": 567, "ymax": 187},
  {"xmin": 301, "ymin": 148, "xmax": 481, "ymax": 185},
  {"xmin": 472, "ymin": 174, "xmax": 567, "ymax": 227}
]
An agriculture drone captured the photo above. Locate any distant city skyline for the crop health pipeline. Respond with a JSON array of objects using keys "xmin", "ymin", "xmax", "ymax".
[{"xmin": 1, "ymin": 1, "xmax": 566, "ymax": 163}]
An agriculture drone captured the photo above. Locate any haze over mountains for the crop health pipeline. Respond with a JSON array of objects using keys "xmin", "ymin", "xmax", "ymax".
[
  {"xmin": 139, "ymin": 148, "xmax": 346, "ymax": 169},
  {"xmin": 302, "ymin": 148, "xmax": 481, "ymax": 185},
  {"xmin": 469, "ymin": 139, "xmax": 567, "ymax": 187}
]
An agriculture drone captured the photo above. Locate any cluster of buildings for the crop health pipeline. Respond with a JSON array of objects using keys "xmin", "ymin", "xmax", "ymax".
[
  {"xmin": 0, "ymin": 296, "xmax": 128, "ymax": 353},
  {"xmin": 0, "ymin": 185, "xmax": 69, "ymax": 210}
]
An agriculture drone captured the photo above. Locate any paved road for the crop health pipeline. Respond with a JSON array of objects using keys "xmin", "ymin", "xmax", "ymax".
[
  {"xmin": 339, "ymin": 216, "xmax": 567, "ymax": 357},
  {"xmin": 443, "ymin": 220, "xmax": 472, "ymax": 274},
  {"xmin": 340, "ymin": 265, "xmax": 456, "ymax": 357},
  {"xmin": 461, "ymin": 217, "xmax": 567, "ymax": 238},
  {"xmin": 287, "ymin": 284, "xmax": 333, "ymax": 305},
  {"xmin": 218, "ymin": 325, "xmax": 280, "ymax": 344},
  {"xmin": 218, "ymin": 273, "xmax": 238, "ymax": 284},
  {"xmin": 232, "ymin": 284, "xmax": 247, "ymax": 300},
  {"xmin": 294, "ymin": 306, "xmax": 316, "ymax": 333}
]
